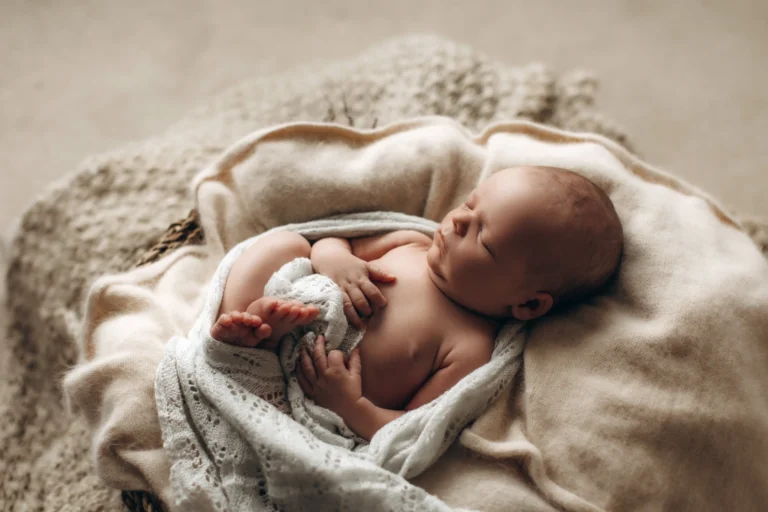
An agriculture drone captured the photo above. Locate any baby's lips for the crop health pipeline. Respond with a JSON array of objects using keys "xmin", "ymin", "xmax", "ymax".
[{"xmin": 435, "ymin": 230, "xmax": 447, "ymax": 256}]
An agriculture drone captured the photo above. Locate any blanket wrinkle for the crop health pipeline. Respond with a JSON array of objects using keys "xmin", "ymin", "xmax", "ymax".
[
  {"xmin": 156, "ymin": 215, "xmax": 525, "ymax": 510},
  {"xmin": 6, "ymin": 34, "xmax": 768, "ymax": 512},
  {"xmin": 65, "ymin": 114, "xmax": 768, "ymax": 512}
]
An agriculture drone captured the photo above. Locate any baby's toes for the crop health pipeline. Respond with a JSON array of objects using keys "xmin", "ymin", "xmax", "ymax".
[
  {"xmin": 211, "ymin": 317, "xmax": 233, "ymax": 339},
  {"xmin": 274, "ymin": 302, "xmax": 293, "ymax": 318},
  {"xmin": 285, "ymin": 305, "xmax": 303, "ymax": 321},
  {"xmin": 255, "ymin": 324, "xmax": 272, "ymax": 339},
  {"xmin": 243, "ymin": 314, "xmax": 263, "ymax": 327},
  {"xmin": 229, "ymin": 311, "xmax": 244, "ymax": 323},
  {"xmin": 262, "ymin": 298, "xmax": 281, "ymax": 313},
  {"xmin": 298, "ymin": 307, "xmax": 318, "ymax": 322}
]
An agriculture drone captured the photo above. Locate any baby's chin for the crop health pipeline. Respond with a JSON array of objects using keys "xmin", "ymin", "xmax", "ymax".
[
  {"xmin": 426, "ymin": 246, "xmax": 464, "ymax": 303},
  {"xmin": 425, "ymin": 243, "xmax": 444, "ymax": 277}
]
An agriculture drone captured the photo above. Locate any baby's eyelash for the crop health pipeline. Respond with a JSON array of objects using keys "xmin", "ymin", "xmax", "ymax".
[{"xmin": 480, "ymin": 237, "xmax": 494, "ymax": 257}]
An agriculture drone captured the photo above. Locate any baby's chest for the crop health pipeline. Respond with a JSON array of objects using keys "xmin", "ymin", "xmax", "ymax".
[
  {"xmin": 358, "ymin": 305, "xmax": 448, "ymax": 409},
  {"xmin": 360, "ymin": 250, "xmax": 466, "ymax": 371},
  {"xmin": 359, "ymin": 279, "xmax": 446, "ymax": 370}
]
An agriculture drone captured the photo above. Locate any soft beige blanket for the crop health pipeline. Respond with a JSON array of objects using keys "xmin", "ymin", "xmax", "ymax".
[
  {"xmin": 4, "ymin": 35, "xmax": 636, "ymax": 511},
  {"xmin": 64, "ymin": 116, "xmax": 768, "ymax": 511}
]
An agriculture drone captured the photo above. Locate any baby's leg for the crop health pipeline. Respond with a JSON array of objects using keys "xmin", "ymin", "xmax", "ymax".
[
  {"xmin": 212, "ymin": 232, "xmax": 318, "ymax": 348},
  {"xmin": 219, "ymin": 231, "xmax": 311, "ymax": 314}
]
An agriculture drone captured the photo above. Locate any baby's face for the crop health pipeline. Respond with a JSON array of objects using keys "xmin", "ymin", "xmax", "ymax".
[{"xmin": 427, "ymin": 167, "xmax": 559, "ymax": 319}]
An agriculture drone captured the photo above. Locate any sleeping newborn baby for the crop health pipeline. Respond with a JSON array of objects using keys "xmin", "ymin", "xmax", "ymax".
[{"xmin": 211, "ymin": 166, "xmax": 623, "ymax": 440}]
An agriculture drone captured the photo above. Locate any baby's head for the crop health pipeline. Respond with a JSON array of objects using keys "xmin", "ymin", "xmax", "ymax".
[{"xmin": 426, "ymin": 166, "xmax": 623, "ymax": 321}]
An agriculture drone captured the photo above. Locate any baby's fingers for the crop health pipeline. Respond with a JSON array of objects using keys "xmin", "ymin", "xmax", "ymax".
[
  {"xmin": 347, "ymin": 348, "xmax": 362, "ymax": 377},
  {"xmin": 348, "ymin": 287, "xmax": 372, "ymax": 317},
  {"xmin": 296, "ymin": 364, "xmax": 313, "ymax": 395},
  {"xmin": 342, "ymin": 292, "xmax": 365, "ymax": 329},
  {"xmin": 299, "ymin": 348, "xmax": 317, "ymax": 383},
  {"xmin": 327, "ymin": 349, "xmax": 345, "ymax": 369},
  {"xmin": 360, "ymin": 280, "xmax": 387, "ymax": 309},
  {"xmin": 367, "ymin": 264, "xmax": 396, "ymax": 283},
  {"xmin": 313, "ymin": 335, "xmax": 328, "ymax": 370}
]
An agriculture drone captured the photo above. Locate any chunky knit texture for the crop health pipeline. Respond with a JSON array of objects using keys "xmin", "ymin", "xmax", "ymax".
[{"xmin": 0, "ymin": 34, "xmax": 761, "ymax": 511}]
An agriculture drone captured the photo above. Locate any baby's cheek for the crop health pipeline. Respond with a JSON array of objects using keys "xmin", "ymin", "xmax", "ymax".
[
  {"xmin": 451, "ymin": 262, "xmax": 480, "ymax": 291},
  {"xmin": 469, "ymin": 262, "xmax": 500, "ymax": 292}
]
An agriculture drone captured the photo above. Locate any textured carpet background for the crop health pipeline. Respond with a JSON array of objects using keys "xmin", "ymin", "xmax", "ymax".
[{"xmin": 1, "ymin": 0, "xmax": 766, "ymax": 233}]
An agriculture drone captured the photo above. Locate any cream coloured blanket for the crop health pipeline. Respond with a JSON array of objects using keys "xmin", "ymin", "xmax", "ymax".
[
  {"xmin": 3, "ymin": 35, "xmax": 643, "ymax": 511},
  {"xmin": 64, "ymin": 116, "xmax": 768, "ymax": 511}
]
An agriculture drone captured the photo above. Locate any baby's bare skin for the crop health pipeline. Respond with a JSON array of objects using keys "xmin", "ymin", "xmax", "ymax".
[
  {"xmin": 212, "ymin": 297, "xmax": 319, "ymax": 349},
  {"xmin": 213, "ymin": 165, "xmax": 624, "ymax": 441},
  {"xmin": 212, "ymin": 232, "xmax": 320, "ymax": 349},
  {"xmin": 211, "ymin": 229, "xmax": 497, "ymax": 440},
  {"xmin": 354, "ymin": 241, "xmax": 496, "ymax": 411},
  {"xmin": 211, "ymin": 231, "xmax": 495, "ymax": 401}
]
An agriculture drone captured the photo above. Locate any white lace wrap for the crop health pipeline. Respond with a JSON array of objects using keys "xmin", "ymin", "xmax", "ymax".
[{"xmin": 155, "ymin": 212, "xmax": 525, "ymax": 512}]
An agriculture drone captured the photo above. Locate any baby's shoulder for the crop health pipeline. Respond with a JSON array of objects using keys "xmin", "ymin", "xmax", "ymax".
[
  {"xmin": 434, "ymin": 325, "xmax": 494, "ymax": 373},
  {"xmin": 439, "ymin": 316, "xmax": 496, "ymax": 355}
]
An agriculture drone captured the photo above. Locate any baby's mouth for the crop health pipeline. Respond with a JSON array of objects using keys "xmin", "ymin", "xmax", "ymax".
[{"xmin": 434, "ymin": 230, "xmax": 446, "ymax": 258}]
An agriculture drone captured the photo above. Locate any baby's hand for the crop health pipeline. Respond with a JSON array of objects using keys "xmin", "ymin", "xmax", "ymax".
[
  {"xmin": 321, "ymin": 254, "xmax": 396, "ymax": 328},
  {"xmin": 297, "ymin": 335, "xmax": 363, "ymax": 418}
]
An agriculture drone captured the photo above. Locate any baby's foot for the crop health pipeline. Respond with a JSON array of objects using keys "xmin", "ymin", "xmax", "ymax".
[
  {"xmin": 246, "ymin": 297, "xmax": 319, "ymax": 343},
  {"xmin": 211, "ymin": 311, "xmax": 272, "ymax": 347}
]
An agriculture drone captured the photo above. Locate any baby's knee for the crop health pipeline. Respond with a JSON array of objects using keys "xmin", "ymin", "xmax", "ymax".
[
  {"xmin": 220, "ymin": 231, "xmax": 311, "ymax": 314},
  {"xmin": 266, "ymin": 231, "xmax": 311, "ymax": 260}
]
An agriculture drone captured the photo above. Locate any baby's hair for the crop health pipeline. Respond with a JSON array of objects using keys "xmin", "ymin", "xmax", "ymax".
[{"xmin": 526, "ymin": 167, "xmax": 624, "ymax": 306}]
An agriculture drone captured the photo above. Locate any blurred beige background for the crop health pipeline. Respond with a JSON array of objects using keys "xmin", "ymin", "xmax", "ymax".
[{"xmin": 1, "ymin": 0, "xmax": 766, "ymax": 237}]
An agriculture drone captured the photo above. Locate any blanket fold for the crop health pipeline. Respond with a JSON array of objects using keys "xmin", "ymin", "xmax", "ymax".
[
  {"xmin": 63, "ymin": 114, "xmax": 768, "ymax": 512},
  {"xmin": 11, "ymin": 35, "xmax": 768, "ymax": 512}
]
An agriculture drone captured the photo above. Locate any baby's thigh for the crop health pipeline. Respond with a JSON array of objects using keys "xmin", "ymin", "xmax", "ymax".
[{"xmin": 219, "ymin": 231, "xmax": 310, "ymax": 314}]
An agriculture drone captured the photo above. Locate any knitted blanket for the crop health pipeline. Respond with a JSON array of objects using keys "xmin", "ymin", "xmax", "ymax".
[
  {"xmin": 156, "ymin": 214, "xmax": 524, "ymax": 511},
  {"xmin": 67, "ymin": 113, "xmax": 768, "ymax": 512},
  {"xmin": 1, "ymin": 34, "xmax": 764, "ymax": 512}
]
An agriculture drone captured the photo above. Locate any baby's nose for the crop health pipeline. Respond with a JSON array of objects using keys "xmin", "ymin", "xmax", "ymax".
[{"xmin": 452, "ymin": 216, "xmax": 468, "ymax": 236}]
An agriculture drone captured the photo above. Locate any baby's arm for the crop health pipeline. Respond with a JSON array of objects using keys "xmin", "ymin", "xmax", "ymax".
[
  {"xmin": 311, "ymin": 230, "xmax": 431, "ymax": 267},
  {"xmin": 341, "ymin": 338, "xmax": 491, "ymax": 439},
  {"xmin": 311, "ymin": 238, "xmax": 393, "ymax": 327},
  {"xmin": 405, "ymin": 335, "xmax": 493, "ymax": 411},
  {"xmin": 296, "ymin": 335, "xmax": 406, "ymax": 441},
  {"xmin": 310, "ymin": 231, "xmax": 430, "ymax": 327},
  {"xmin": 349, "ymin": 230, "xmax": 432, "ymax": 261},
  {"xmin": 297, "ymin": 334, "xmax": 493, "ymax": 441},
  {"xmin": 341, "ymin": 397, "xmax": 406, "ymax": 441}
]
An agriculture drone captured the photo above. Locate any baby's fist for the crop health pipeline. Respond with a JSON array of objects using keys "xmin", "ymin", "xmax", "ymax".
[{"xmin": 341, "ymin": 262, "xmax": 395, "ymax": 329}]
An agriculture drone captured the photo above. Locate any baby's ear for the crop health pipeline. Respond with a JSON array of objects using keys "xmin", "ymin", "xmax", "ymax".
[{"xmin": 510, "ymin": 292, "xmax": 553, "ymax": 321}]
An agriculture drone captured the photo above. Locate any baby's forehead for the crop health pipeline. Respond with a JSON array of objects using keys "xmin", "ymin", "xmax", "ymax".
[
  {"xmin": 485, "ymin": 169, "xmax": 597, "ymax": 234},
  {"xmin": 479, "ymin": 167, "xmax": 566, "ymax": 206},
  {"xmin": 483, "ymin": 166, "xmax": 569, "ymax": 192}
]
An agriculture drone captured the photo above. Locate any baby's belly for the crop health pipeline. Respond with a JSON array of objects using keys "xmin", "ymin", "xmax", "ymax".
[
  {"xmin": 358, "ymin": 308, "xmax": 439, "ymax": 410},
  {"xmin": 360, "ymin": 315, "xmax": 436, "ymax": 410}
]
